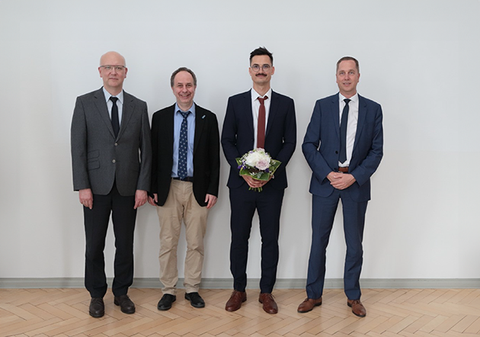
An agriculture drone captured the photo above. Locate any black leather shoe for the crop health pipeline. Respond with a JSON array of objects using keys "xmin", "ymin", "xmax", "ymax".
[
  {"xmin": 114, "ymin": 294, "xmax": 135, "ymax": 314},
  {"xmin": 185, "ymin": 292, "xmax": 205, "ymax": 308},
  {"xmin": 89, "ymin": 297, "xmax": 104, "ymax": 318},
  {"xmin": 157, "ymin": 294, "xmax": 176, "ymax": 311}
]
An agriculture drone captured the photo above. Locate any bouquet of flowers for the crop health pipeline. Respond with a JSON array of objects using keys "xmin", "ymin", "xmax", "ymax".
[{"xmin": 236, "ymin": 148, "xmax": 281, "ymax": 192}]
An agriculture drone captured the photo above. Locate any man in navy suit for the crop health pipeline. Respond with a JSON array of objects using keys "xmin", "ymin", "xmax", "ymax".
[
  {"xmin": 149, "ymin": 67, "xmax": 220, "ymax": 311},
  {"xmin": 221, "ymin": 47, "xmax": 296, "ymax": 314},
  {"xmin": 298, "ymin": 57, "xmax": 383, "ymax": 317},
  {"xmin": 71, "ymin": 51, "xmax": 151, "ymax": 317}
]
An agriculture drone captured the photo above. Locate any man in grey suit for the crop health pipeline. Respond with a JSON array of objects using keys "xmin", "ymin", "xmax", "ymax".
[{"xmin": 71, "ymin": 51, "xmax": 151, "ymax": 318}]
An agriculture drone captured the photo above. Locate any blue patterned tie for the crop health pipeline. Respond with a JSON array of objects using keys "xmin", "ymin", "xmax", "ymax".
[
  {"xmin": 178, "ymin": 111, "xmax": 190, "ymax": 180},
  {"xmin": 339, "ymin": 98, "xmax": 350, "ymax": 164}
]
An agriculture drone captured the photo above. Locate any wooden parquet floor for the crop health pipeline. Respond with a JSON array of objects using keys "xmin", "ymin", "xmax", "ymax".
[{"xmin": 1, "ymin": 288, "xmax": 480, "ymax": 336}]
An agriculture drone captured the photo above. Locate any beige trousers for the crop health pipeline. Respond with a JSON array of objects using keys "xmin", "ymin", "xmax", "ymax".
[{"xmin": 156, "ymin": 179, "xmax": 208, "ymax": 295}]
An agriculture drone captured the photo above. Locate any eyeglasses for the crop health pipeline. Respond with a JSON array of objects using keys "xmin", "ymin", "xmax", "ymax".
[
  {"xmin": 250, "ymin": 64, "xmax": 272, "ymax": 72},
  {"xmin": 100, "ymin": 65, "xmax": 126, "ymax": 72}
]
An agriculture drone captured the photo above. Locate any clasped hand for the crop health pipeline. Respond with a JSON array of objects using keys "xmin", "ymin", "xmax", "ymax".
[{"xmin": 327, "ymin": 172, "xmax": 356, "ymax": 190}]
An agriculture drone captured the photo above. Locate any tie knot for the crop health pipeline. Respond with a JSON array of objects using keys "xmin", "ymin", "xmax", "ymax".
[
  {"xmin": 179, "ymin": 110, "xmax": 190, "ymax": 119},
  {"xmin": 344, "ymin": 98, "xmax": 351, "ymax": 105},
  {"xmin": 110, "ymin": 96, "xmax": 118, "ymax": 103},
  {"xmin": 258, "ymin": 96, "xmax": 268, "ymax": 105}
]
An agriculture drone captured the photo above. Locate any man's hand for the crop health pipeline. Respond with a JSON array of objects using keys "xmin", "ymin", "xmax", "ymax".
[
  {"xmin": 79, "ymin": 188, "xmax": 93, "ymax": 209},
  {"xmin": 242, "ymin": 175, "xmax": 271, "ymax": 189},
  {"xmin": 327, "ymin": 172, "xmax": 356, "ymax": 190},
  {"xmin": 134, "ymin": 190, "xmax": 148, "ymax": 209},
  {"xmin": 148, "ymin": 193, "xmax": 158, "ymax": 206},
  {"xmin": 205, "ymin": 194, "xmax": 217, "ymax": 209}
]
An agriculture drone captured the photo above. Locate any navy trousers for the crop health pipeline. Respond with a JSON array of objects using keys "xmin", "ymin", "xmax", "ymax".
[
  {"xmin": 229, "ymin": 184, "xmax": 285, "ymax": 293},
  {"xmin": 305, "ymin": 189, "xmax": 368, "ymax": 300}
]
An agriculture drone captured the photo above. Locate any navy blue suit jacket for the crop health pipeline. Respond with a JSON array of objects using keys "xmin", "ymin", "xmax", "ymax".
[
  {"xmin": 302, "ymin": 93, "xmax": 383, "ymax": 202},
  {"xmin": 221, "ymin": 90, "xmax": 296, "ymax": 190}
]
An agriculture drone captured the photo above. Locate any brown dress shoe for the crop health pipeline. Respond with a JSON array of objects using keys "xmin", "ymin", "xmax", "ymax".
[
  {"xmin": 297, "ymin": 297, "xmax": 322, "ymax": 313},
  {"xmin": 225, "ymin": 290, "xmax": 246, "ymax": 312},
  {"xmin": 347, "ymin": 299, "xmax": 366, "ymax": 317},
  {"xmin": 259, "ymin": 293, "xmax": 278, "ymax": 314}
]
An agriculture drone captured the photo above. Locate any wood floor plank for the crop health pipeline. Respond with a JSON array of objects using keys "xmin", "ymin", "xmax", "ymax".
[{"xmin": 0, "ymin": 288, "xmax": 479, "ymax": 336}]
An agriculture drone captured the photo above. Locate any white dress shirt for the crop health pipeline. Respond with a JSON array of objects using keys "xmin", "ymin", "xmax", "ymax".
[{"xmin": 338, "ymin": 92, "xmax": 359, "ymax": 167}]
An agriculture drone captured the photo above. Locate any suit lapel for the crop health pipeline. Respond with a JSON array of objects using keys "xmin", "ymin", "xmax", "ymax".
[
  {"xmin": 94, "ymin": 88, "xmax": 115, "ymax": 138},
  {"xmin": 331, "ymin": 94, "xmax": 340, "ymax": 140},
  {"xmin": 353, "ymin": 95, "xmax": 367, "ymax": 151},
  {"xmin": 193, "ymin": 104, "xmax": 205, "ymax": 154},
  {"xmin": 244, "ymin": 90, "xmax": 254, "ymax": 139},
  {"xmin": 166, "ymin": 105, "xmax": 175, "ymax": 158},
  {"xmin": 118, "ymin": 91, "xmax": 135, "ymax": 139},
  {"xmin": 265, "ymin": 91, "xmax": 277, "ymax": 138}
]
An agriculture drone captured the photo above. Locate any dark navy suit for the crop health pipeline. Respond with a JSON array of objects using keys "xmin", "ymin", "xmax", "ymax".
[
  {"xmin": 221, "ymin": 90, "xmax": 296, "ymax": 293},
  {"xmin": 302, "ymin": 93, "xmax": 383, "ymax": 300}
]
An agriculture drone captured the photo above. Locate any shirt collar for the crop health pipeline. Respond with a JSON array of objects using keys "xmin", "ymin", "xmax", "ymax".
[
  {"xmin": 339, "ymin": 92, "xmax": 358, "ymax": 104},
  {"xmin": 175, "ymin": 102, "xmax": 196, "ymax": 116},
  {"xmin": 103, "ymin": 87, "xmax": 124, "ymax": 104},
  {"xmin": 251, "ymin": 88, "xmax": 272, "ymax": 102}
]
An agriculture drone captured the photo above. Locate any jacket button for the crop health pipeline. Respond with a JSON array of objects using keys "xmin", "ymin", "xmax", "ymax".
[{"xmin": 112, "ymin": 159, "xmax": 116, "ymax": 163}]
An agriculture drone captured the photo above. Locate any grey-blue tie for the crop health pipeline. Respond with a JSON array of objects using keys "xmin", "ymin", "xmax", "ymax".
[{"xmin": 339, "ymin": 98, "xmax": 350, "ymax": 164}]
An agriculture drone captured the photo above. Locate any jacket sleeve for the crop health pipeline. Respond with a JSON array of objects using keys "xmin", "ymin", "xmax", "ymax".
[
  {"xmin": 136, "ymin": 102, "xmax": 152, "ymax": 191},
  {"xmin": 302, "ymin": 100, "xmax": 334, "ymax": 182},
  {"xmin": 71, "ymin": 96, "xmax": 90, "ymax": 191}
]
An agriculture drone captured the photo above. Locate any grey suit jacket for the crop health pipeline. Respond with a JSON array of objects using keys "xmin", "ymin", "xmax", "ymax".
[{"xmin": 71, "ymin": 88, "xmax": 152, "ymax": 196}]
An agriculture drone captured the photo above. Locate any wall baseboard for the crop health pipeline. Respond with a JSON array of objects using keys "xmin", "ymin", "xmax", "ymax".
[{"xmin": 0, "ymin": 278, "xmax": 478, "ymax": 289}]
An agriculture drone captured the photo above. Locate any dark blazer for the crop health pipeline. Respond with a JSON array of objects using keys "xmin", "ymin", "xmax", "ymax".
[
  {"xmin": 302, "ymin": 93, "xmax": 383, "ymax": 202},
  {"xmin": 150, "ymin": 103, "xmax": 220, "ymax": 207},
  {"xmin": 71, "ymin": 88, "xmax": 151, "ymax": 196},
  {"xmin": 221, "ymin": 90, "xmax": 297, "ymax": 190}
]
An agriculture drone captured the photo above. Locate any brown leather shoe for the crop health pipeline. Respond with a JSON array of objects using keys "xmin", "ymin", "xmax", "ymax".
[
  {"xmin": 297, "ymin": 297, "xmax": 322, "ymax": 313},
  {"xmin": 225, "ymin": 290, "xmax": 246, "ymax": 312},
  {"xmin": 347, "ymin": 299, "xmax": 366, "ymax": 317},
  {"xmin": 259, "ymin": 293, "xmax": 278, "ymax": 314}
]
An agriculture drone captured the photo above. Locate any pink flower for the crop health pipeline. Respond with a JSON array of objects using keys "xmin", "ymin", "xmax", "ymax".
[{"xmin": 256, "ymin": 158, "xmax": 270, "ymax": 171}]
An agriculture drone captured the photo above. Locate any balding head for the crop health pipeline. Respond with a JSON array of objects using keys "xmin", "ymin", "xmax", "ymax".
[{"xmin": 98, "ymin": 51, "xmax": 128, "ymax": 95}]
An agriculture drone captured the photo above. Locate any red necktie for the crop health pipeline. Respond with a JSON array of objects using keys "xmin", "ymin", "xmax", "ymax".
[{"xmin": 257, "ymin": 96, "xmax": 268, "ymax": 148}]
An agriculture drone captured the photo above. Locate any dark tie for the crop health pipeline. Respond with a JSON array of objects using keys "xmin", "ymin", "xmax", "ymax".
[
  {"xmin": 339, "ymin": 98, "xmax": 351, "ymax": 164},
  {"xmin": 178, "ymin": 111, "xmax": 191, "ymax": 180},
  {"xmin": 257, "ymin": 96, "xmax": 268, "ymax": 148},
  {"xmin": 110, "ymin": 96, "xmax": 119, "ymax": 138}
]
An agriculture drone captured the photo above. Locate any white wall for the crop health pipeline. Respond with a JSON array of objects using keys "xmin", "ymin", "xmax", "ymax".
[{"xmin": 1, "ymin": 0, "xmax": 479, "ymax": 283}]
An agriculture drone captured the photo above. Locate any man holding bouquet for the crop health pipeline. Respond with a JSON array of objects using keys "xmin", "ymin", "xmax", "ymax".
[{"xmin": 221, "ymin": 47, "xmax": 297, "ymax": 314}]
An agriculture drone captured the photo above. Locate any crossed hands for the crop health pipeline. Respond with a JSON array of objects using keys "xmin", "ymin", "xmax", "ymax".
[{"xmin": 327, "ymin": 172, "xmax": 356, "ymax": 190}]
